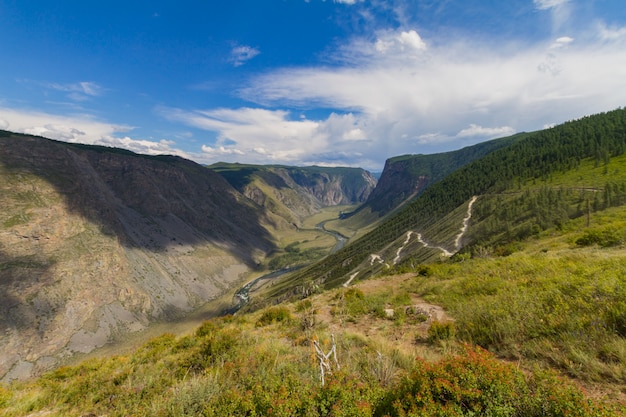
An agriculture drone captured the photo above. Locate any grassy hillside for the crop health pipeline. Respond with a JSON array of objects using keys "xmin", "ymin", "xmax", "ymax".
[
  {"xmin": 2, "ymin": 217, "xmax": 624, "ymax": 415},
  {"xmin": 328, "ymin": 134, "xmax": 526, "ymax": 241},
  {"xmin": 2, "ymin": 111, "xmax": 626, "ymax": 415},
  {"xmin": 267, "ymin": 108, "xmax": 626, "ymax": 298}
]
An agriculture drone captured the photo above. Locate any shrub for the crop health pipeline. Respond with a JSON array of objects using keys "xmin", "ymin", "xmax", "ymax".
[
  {"xmin": 427, "ymin": 320, "xmax": 455, "ymax": 344},
  {"xmin": 256, "ymin": 306, "xmax": 293, "ymax": 327},
  {"xmin": 375, "ymin": 346, "xmax": 618, "ymax": 417},
  {"xmin": 576, "ymin": 227, "xmax": 624, "ymax": 247},
  {"xmin": 415, "ymin": 265, "xmax": 433, "ymax": 277},
  {"xmin": 195, "ymin": 320, "xmax": 217, "ymax": 337}
]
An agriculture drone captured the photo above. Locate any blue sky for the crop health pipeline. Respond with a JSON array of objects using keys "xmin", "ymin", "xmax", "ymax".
[{"xmin": 1, "ymin": 0, "xmax": 625, "ymax": 171}]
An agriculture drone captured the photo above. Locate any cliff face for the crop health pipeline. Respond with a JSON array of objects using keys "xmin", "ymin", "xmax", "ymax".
[
  {"xmin": 210, "ymin": 164, "xmax": 377, "ymax": 225},
  {"xmin": 0, "ymin": 133, "xmax": 275, "ymax": 381},
  {"xmin": 363, "ymin": 135, "xmax": 524, "ymax": 217},
  {"xmin": 365, "ymin": 158, "xmax": 432, "ymax": 215}
]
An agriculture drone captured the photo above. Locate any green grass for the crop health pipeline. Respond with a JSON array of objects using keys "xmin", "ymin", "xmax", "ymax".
[
  {"xmin": 408, "ymin": 209, "xmax": 626, "ymax": 385},
  {"xmin": 2, "ymin": 305, "xmax": 621, "ymax": 416},
  {"xmin": 2, "ymin": 205, "xmax": 625, "ymax": 414}
]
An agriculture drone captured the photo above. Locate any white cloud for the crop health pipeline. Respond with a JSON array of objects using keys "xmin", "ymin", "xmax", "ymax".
[
  {"xmin": 230, "ymin": 45, "xmax": 260, "ymax": 67},
  {"xmin": 212, "ymin": 26, "xmax": 626, "ymax": 168},
  {"xmin": 550, "ymin": 36, "xmax": 574, "ymax": 49},
  {"xmin": 0, "ymin": 107, "xmax": 189, "ymax": 159},
  {"xmin": 533, "ymin": 0, "xmax": 569, "ymax": 10},
  {"xmin": 597, "ymin": 23, "xmax": 626, "ymax": 43},
  {"xmin": 45, "ymin": 81, "xmax": 104, "ymax": 101},
  {"xmin": 161, "ymin": 106, "xmax": 331, "ymax": 164},
  {"xmin": 98, "ymin": 137, "xmax": 189, "ymax": 158},
  {"xmin": 397, "ymin": 30, "xmax": 427, "ymax": 51},
  {"xmin": 160, "ymin": 106, "xmax": 380, "ymax": 167},
  {"xmin": 201, "ymin": 145, "xmax": 245, "ymax": 156},
  {"xmin": 0, "ymin": 119, "xmax": 9, "ymax": 130},
  {"xmin": 375, "ymin": 30, "xmax": 426, "ymax": 56},
  {"xmin": 457, "ymin": 124, "xmax": 515, "ymax": 139}
]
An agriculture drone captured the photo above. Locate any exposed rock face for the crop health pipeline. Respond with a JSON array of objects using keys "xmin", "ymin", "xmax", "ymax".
[
  {"xmin": 0, "ymin": 133, "xmax": 275, "ymax": 381},
  {"xmin": 211, "ymin": 163, "xmax": 377, "ymax": 225},
  {"xmin": 363, "ymin": 135, "xmax": 522, "ymax": 216},
  {"xmin": 365, "ymin": 158, "xmax": 432, "ymax": 215}
]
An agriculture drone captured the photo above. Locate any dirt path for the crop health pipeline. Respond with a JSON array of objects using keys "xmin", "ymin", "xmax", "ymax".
[
  {"xmin": 363, "ymin": 196, "xmax": 478, "ymax": 275},
  {"xmin": 453, "ymin": 195, "xmax": 478, "ymax": 251},
  {"xmin": 312, "ymin": 274, "xmax": 451, "ymax": 357}
]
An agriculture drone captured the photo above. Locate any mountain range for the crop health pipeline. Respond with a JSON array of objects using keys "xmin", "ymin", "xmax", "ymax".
[
  {"xmin": 0, "ymin": 108, "xmax": 625, "ymax": 414},
  {"xmin": 0, "ymin": 132, "xmax": 378, "ymax": 381}
]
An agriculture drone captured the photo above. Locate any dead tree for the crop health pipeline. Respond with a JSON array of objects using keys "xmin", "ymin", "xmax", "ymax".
[{"xmin": 313, "ymin": 334, "xmax": 340, "ymax": 386}]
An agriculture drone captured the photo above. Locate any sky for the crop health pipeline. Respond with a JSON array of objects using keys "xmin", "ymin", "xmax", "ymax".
[{"xmin": 1, "ymin": 0, "xmax": 625, "ymax": 171}]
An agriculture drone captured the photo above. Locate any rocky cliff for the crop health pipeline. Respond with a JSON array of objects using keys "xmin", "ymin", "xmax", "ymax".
[
  {"xmin": 363, "ymin": 134, "xmax": 525, "ymax": 216},
  {"xmin": 0, "ymin": 132, "xmax": 276, "ymax": 381},
  {"xmin": 210, "ymin": 163, "xmax": 377, "ymax": 225}
]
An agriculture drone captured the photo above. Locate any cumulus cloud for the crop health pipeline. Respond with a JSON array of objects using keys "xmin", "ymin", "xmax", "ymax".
[
  {"xmin": 197, "ymin": 24, "xmax": 626, "ymax": 169},
  {"xmin": 160, "ymin": 106, "xmax": 381, "ymax": 167},
  {"xmin": 161, "ymin": 106, "xmax": 331, "ymax": 164},
  {"xmin": 0, "ymin": 107, "xmax": 189, "ymax": 158},
  {"xmin": 97, "ymin": 137, "xmax": 189, "ymax": 158},
  {"xmin": 456, "ymin": 124, "xmax": 515, "ymax": 139},
  {"xmin": 201, "ymin": 145, "xmax": 245, "ymax": 156},
  {"xmin": 375, "ymin": 29, "xmax": 427, "ymax": 56},
  {"xmin": 153, "ymin": 11, "xmax": 626, "ymax": 170},
  {"xmin": 230, "ymin": 45, "xmax": 260, "ymax": 67}
]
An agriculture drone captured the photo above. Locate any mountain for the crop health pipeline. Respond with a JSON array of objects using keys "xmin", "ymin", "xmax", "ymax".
[
  {"xmin": 263, "ymin": 108, "xmax": 626, "ymax": 302},
  {"xmin": 361, "ymin": 134, "xmax": 525, "ymax": 217},
  {"xmin": 2, "ymin": 110, "xmax": 626, "ymax": 415},
  {"xmin": 209, "ymin": 163, "xmax": 377, "ymax": 225},
  {"xmin": 0, "ymin": 132, "xmax": 279, "ymax": 381},
  {"xmin": 2, "ymin": 218, "xmax": 624, "ymax": 415}
]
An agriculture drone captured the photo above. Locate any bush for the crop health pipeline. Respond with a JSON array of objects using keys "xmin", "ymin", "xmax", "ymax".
[
  {"xmin": 427, "ymin": 320, "xmax": 455, "ymax": 344},
  {"xmin": 415, "ymin": 265, "xmax": 433, "ymax": 277},
  {"xmin": 576, "ymin": 227, "xmax": 624, "ymax": 247},
  {"xmin": 256, "ymin": 306, "xmax": 293, "ymax": 327},
  {"xmin": 375, "ymin": 346, "xmax": 617, "ymax": 417}
]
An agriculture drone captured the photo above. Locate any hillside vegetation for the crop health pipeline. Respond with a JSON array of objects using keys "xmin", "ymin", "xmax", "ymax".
[
  {"xmin": 269, "ymin": 108, "xmax": 626, "ymax": 298},
  {"xmin": 1, "ymin": 217, "xmax": 624, "ymax": 415},
  {"xmin": 361, "ymin": 133, "xmax": 525, "ymax": 216},
  {"xmin": 2, "ymin": 109, "xmax": 626, "ymax": 416}
]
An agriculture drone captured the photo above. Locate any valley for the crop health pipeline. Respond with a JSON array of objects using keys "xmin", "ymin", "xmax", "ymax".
[{"xmin": 1, "ymin": 108, "xmax": 626, "ymax": 415}]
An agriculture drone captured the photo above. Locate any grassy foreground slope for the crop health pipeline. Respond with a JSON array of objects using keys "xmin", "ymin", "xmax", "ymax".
[{"xmin": 1, "ymin": 206, "xmax": 625, "ymax": 415}]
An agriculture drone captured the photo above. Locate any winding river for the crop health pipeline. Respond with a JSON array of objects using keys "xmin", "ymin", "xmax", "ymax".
[{"xmin": 223, "ymin": 220, "xmax": 348, "ymax": 315}]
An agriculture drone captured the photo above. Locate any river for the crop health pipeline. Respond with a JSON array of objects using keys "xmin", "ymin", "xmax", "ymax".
[{"xmin": 223, "ymin": 220, "xmax": 348, "ymax": 315}]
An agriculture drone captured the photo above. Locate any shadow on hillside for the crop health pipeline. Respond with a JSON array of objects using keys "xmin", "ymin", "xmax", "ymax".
[
  {"xmin": 0, "ymin": 133, "xmax": 275, "ymax": 266},
  {"xmin": 0, "ymin": 250, "xmax": 56, "ymax": 332}
]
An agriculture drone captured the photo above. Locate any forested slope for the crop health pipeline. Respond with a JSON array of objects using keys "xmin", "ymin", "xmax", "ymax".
[
  {"xmin": 361, "ymin": 133, "xmax": 524, "ymax": 216},
  {"xmin": 269, "ymin": 108, "xmax": 626, "ymax": 296}
]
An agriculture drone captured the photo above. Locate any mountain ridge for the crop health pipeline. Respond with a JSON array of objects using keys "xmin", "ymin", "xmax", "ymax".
[
  {"xmin": 209, "ymin": 162, "xmax": 377, "ymax": 225},
  {"xmin": 260, "ymin": 107, "xmax": 626, "ymax": 302},
  {"xmin": 0, "ymin": 132, "xmax": 279, "ymax": 381},
  {"xmin": 358, "ymin": 133, "xmax": 526, "ymax": 217}
]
